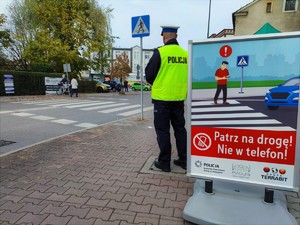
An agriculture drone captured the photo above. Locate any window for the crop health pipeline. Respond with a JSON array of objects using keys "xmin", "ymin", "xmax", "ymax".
[
  {"xmin": 283, "ymin": 0, "xmax": 297, "ymax": 11},
  {"xmin": 266, "ymin": 2, "xmax": 273, "ymax": 13},
  {"xmin": 134, "ymin": 51, "xmax": 139, "ymax": 60},
  {"xmin": 115, "ymin": 50, "xmax": 121, "ymax": 57}
]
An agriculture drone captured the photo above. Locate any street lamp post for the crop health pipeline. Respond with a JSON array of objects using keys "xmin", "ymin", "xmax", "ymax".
[{"xmin": 207, "ymin": 0, "xmax": 212, "ymax": 38}]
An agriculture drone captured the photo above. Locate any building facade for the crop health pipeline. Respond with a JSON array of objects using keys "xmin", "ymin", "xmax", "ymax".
[
  {"xmin": 110, "ymin": 46, "xmax": 154, "ymax": 80},
  {"xmin": 233, "ymin": 0, "xmax": 300, "ymax": 35},
  {"xmin": 209, "ymin": 29, "xmax": 234, "ymax": 38}
]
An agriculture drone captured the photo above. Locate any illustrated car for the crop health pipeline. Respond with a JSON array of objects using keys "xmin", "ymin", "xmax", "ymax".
[
  {"xmin": 96, "ymin": 81, "xmax": 110, "ymax": 93},
  {"xmin": 131, "ymin": 82, "xmax": 151, "ymax": 91},
  {"xmin": 264, "ymin": 76, "xmax": 299, "ymax": 110},
  {"xmin": 103, "ymin": 80, "xmax": 122, "ymax": 92}
]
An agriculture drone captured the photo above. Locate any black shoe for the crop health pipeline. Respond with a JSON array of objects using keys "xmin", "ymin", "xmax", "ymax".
[
  {"xmin": 173, "ymin": 158, "xmax": 187, "ymax": 170},
  {"xmin": 154, "ymin": 159, "xmax": 171, "ymax": 172}
]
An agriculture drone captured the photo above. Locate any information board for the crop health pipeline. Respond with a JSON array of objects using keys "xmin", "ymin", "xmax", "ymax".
[{"xmin": 187, "ymin": 32, "xmax": 300, "ymax": 191}]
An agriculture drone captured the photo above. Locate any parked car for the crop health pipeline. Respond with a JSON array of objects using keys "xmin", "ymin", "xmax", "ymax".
[
  {"xmin": 103, "ymin": 80, "xmax": 122, "ymax": 92},
  {"xmin": 131, "ymin": 82, "xmax": 151, "ymax": 91},
  {"xmin": 96, "ymin": 81, "xmax": 110, "ymax": 93},
  {"xmin": 264, "ymin": 76, "xmax": 299, "ymax": 110}
]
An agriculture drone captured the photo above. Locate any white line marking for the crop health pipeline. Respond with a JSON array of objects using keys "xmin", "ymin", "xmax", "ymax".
[
  {"xmin": 192, "ymin": 99, "xmax": 240, "ymax": 106},
  {"xmin": 51, "ymin": 119, "xmax": 77, "ymax": 124},
  {"xmin": 99, "ymin": 104, "xmax": 140, "ymax": 113},
  {"xmin": 75, "ymin": 123, "xmax": 98, "ymax": 128},
  {"xmin": 52, "ymin": 100, "xmax": 96, "ymax": 107},
  {"xmin": 0, "ymin": 111, "xmax": 14, "ymax": 114},
  {"xmin": 12, "ymin": 112, "xmax": 35, "ymax": 117},
  {"xmin": 30, "ymin": 115, "xmax": 55, "ymax": 120},
  {"xmin": 65, "ymin": 102, "xmax": 115, "ymax": 108},
  {"xmin": 62, "ymin": 101, "xmax": 114, "ymax": 109},
  {"xmin": 191, "ymin": 119, "xmax": 281, "ymax": 126},
  {"xmin": 223, "ymin": 126, "xmax": 296, "ymax": 131},
  {"xmin": 192, "ymin": 112, "xmax": 267, "ymax": 119},
  {"xmin": 118, "ymin": 106, "xmax": 153, "ymax": 116},
  {"xmin": 192, "ymin": 106, "xmax": 253, "ymax": 113},
  {"xmin": 81, "ymin": 102, "xmax": 128, "ymax": 111},
  {"xmin": 19, "ymin": 100, "xmax": 92, "ymax": 105}
]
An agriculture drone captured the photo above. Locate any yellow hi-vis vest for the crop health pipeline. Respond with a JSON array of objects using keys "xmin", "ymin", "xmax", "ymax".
[{"xmin": 151, "ymin": 45, "xmax": 188, "ymax": 101}]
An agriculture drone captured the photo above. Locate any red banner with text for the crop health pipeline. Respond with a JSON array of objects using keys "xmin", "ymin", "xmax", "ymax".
[{"xmin": 191, "ymin": 126, "xmax": 296, "ymax": 165}]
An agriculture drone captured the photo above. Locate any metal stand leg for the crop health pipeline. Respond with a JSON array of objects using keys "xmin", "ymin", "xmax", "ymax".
[
  {"xmin": 264, "ymin": 188, "xmax": 274, "ymax": 204},
  {"xmin": 205, "ymin": 180, "xmax": 213, "ymax": 194}
]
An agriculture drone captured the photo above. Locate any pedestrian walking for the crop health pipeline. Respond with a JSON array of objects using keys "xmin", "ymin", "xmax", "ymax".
[
  {"xmin": 145, "ymin": 25, "xmax": 188, "ymax": 172},
  {"xmin": 70, "ymin": 77, "xmax": 79, "ymax": 97},
  {"xmin": 213, "ymin": 61, "xmax": 230, "ymax": 104},
  {"xmin": 124, "ymin": 80, "xmax": 129, "ymax": 92}
]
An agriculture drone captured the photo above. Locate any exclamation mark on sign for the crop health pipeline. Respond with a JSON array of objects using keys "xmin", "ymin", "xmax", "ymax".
[{"xmin": 224, "ymin": 47, "xmax": 228, "ymax": 56}]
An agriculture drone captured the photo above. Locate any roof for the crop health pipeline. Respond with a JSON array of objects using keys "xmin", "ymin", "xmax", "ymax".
[
  {"xmin": 254, "ymin": 23, "xmax": 281, "ymax": 34},
  {"xmin": 233, "ymin": 0, "xmax": 258, "ymax": 13}
]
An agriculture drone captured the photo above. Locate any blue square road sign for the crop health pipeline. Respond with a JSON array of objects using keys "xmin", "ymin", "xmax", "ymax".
[
  {"xmin": 237, "ymin": 55, "xmax": 249, "ymax": 67},
  {"xmin": 132, "ymin": 15, "xmax": 150, "ymax": 38}
]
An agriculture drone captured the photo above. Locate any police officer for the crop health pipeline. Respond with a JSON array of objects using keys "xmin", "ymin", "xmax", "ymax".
[{"xmin": 145, "ymin": 25, "xmax": 188, "ymax": 172}]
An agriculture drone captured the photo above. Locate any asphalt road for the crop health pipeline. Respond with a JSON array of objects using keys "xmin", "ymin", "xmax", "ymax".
[
  {"xmin": 0, "ymin": 92, "xmax": 153, "ymax": 156},
  {"xmin": 1, "ymin": 91, "xmax": 298, "ymax": 156}
]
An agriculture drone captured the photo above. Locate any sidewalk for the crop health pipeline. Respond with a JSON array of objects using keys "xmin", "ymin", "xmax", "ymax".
[{"xmin": 0, "ymin": 95, "xmax": 299, "ymax": 225}]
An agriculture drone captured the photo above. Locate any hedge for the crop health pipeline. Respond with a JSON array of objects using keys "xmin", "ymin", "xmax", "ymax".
[{"xmin": 0, "ymin": 70, "xmax": 96, "ymax": 96}]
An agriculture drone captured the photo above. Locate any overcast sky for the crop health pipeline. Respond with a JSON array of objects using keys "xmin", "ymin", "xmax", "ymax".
[{"xmin": 0, "ymin": 0, "xmax": 253, "ymax": 49}]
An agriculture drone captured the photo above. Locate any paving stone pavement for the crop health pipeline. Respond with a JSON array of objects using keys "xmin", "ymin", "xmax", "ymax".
[{"xmin": 0, "ymin": 95, "xmax": 299, "ymax": 225}]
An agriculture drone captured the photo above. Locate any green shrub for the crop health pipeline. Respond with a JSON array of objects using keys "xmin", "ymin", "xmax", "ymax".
[{"xmin": 0, "ymin": 70, "xmax": 98, "ymax": 96}]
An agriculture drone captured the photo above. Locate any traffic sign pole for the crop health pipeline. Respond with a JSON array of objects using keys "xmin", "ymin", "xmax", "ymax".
[
  {"xmin": 140, "ymin": 37, "xmax": 144, "ymax": 120},
  {"xmin": 239, "ymin": 67, "xmax": 244, "ymax": 94},
  {"xmin": 131, "ymin": 15, "xmax": 150, "ymax": 120},
  {"xmin": 236, "ymin": 56, "xmax": 249, "ymax": 94}
]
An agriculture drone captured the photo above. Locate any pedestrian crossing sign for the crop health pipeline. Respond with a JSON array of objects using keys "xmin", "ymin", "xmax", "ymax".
[
  {"xmin": 237, "ymin": 55, "xmax": 249, "ymax": 67},
  {"xmin": 132, "ymin": 15, "xmax": 150, "ymax": 38}
]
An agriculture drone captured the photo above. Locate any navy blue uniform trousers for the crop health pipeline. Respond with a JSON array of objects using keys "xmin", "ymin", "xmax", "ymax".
[{"xmin": 153, "ymin": 100, "xmax": 187, "ymax": 168}]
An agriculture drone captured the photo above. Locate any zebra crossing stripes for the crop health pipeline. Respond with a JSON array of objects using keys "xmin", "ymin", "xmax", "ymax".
[
  {"xmin": 12, "ymin": 112, "xmax": 35, "ymax": 117},
  {"xmin": 80, "ymin": 103, "xmax": 128, "ymax": 111},
  {"xmin": 118, "ymin": 106, "xmax": 153, "ymax": 116},
  {"xmin": 4, "ymin": 99, "xmax": 154, "ymax": 130},
  {"xmin": 17, "ymin": 99, "xmax": 92, "ymax": 106},
  {"xmin": 225, "ymin": 126, "xmax": 295, "ymax": 131},
  {"xmin": 8, "ymin": 98, "xmax": 153, "ymax": 120},
  {"xmin": 99, "ymin": 104, "xmax": 140, "ymax": 113},
  {"xmin": 192, "ymin": 99, "xmax": 239, "ymax": 106},
  {"xmin": 192, "ymin": 119, "xmax": 281, "ymax": 126},
  {"xmin": 191, "ymin": 99, "xmax": 294, "ymax": 131},
  {"xmin": 31, "ymin": 115, "xmax": 55, "ymax": 121},
  {"xmin": 51, "ymin": 119, "xmax": 77, "ymax": 125},
  {"xmin": 192, "ymin": 112, "xmax": 267, "ymax": 119},
  {"xmin": 75, "ymin": 123, "xmax": 99, "ymax": 128},
  {"xmin": 192, "ymin": 106, "xmax": 253, "ymax": 113},
  {"xmin": 65, "ymin": 101, "xmax": 115, "ymax": 108},
  {"xmin": 51, "ymin": 101, "xmax": 95, "ymax": 107}
]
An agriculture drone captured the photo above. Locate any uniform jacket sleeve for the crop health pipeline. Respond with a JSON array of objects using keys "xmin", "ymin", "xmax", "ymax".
[{"xmin": 145, "ymin": 49, "xmax": 161, "ymax": 85}]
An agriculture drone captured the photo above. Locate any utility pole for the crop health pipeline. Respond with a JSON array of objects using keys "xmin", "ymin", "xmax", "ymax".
[{"xmin": 207, "ymin": 0, "xmax": 212, "ymax": 38}]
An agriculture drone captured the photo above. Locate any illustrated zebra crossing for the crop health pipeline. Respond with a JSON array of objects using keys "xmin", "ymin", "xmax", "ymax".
[{"xmin": 191, "ymin": 99, "xmax": 295, "ymax": 131}]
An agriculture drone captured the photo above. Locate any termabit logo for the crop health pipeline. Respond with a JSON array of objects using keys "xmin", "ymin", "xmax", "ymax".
[
  {"xmin": 232, "ymin": 163, "xmax": 250, "ymax": 178},
  {"xmin": 261, "ymin": 167, "xmax": 287, "ymax": 182}
]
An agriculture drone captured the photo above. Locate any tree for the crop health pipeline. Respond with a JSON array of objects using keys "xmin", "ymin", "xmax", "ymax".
[
  {"xmin": 108, "ymin": 52, "xmax": 132, "ymax": 84},
  {"xmin": 0, "ymin": 14, "xmax": 13, "ymax": 69},
  {"xmin": 0, "ymin": 14, "xmax": 11, "ymax": 48},
  {"xmin": 3, "ymin": 0, "xmax": 114, "ymax": 73}
]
